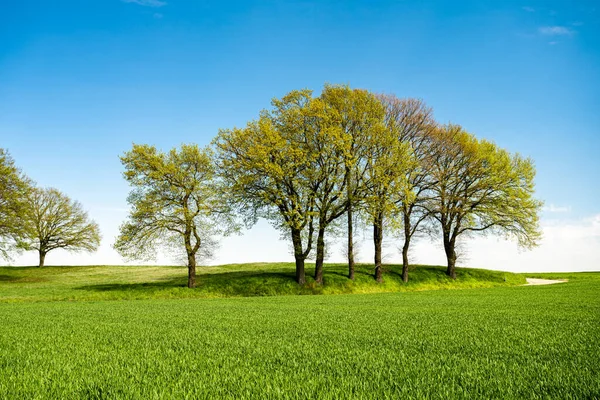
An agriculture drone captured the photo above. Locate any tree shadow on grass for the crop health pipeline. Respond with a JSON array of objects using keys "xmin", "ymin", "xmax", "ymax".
[
  {"xmin": 0, "ymin": 274, "xmax": 20, "ymax": 282},
  {"xmin": 0, "ymin": 274, "xmax": 48, "ymax": 283},
  {"xmin": 73, "ymin": 264, "xmax": 482, "ymax": 298},
  {"xmin": 75, "ymin": 270, "xmax": 307, "ymax": 297}
]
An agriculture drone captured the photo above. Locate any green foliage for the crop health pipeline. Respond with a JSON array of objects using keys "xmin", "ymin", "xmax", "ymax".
[
  {"xmin": 0, "ymin": 149, "xmax": 32, "ymax": 260},
  {"xmin": 0, "ymin": 273, "xmax": 598, "ymax": 398},
  {"xmin": 215, "ymin": 91, "xmax": 318, "ymax": 234},
  {"xmin": 430, "ymin": 125, "xmax": 542, "ymax": 247},
  {"xmin": 17, "ymin": 187, "xmax": 100, "ymax": 266}
]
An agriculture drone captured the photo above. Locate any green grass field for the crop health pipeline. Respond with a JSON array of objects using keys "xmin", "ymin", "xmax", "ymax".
[{"xmin": 0, "ymin": 264, "xmax": 598, "ymax": 399}]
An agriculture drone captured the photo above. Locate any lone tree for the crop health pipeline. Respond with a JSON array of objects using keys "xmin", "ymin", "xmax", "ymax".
[
  {"xmin": 18, "ymin": 187, "xmax": 101, "ymax": 267},
  {"xmin": 427, "ymin": 125, "xmax": 542, "ymax": 279},
  {"xmin": 114, "ymin": 144, "xmax": 228, "ymax": 288},
  {"xmin": 0, "ymin": 149, "xmax": 31, "ymax": 260},
  {"xmin": 214, "ymin": 90, "xmax": 318, "ymax": 285}
]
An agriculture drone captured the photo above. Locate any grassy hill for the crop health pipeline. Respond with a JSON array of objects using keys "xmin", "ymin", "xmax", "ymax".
[{"xmin": 0, "ymin": 262, "xmax": 526, "ymax": 302}]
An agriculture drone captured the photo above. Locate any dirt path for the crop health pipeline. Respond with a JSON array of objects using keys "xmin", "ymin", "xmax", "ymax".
[{"xmin": 525, "ymin": 278, "xmax": 568, "ymax": 286}]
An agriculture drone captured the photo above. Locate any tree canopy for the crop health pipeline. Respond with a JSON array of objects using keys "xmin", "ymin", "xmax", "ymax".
[
  {"xmin": 0, "ymin": 149, "xmax": 31, "ymax": 260},
  {"xmin": 17, "ymin": 187, "xmax": 101, "ymax": 267}
]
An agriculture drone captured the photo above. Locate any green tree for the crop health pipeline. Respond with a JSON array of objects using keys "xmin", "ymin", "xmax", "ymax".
[
  {"xmin": 214, "ymin": 90, "xmax": 318, "ymax": 285},
  {"xmin": 18, "ymin": 187, "xmax": 101, "ymax": 267},
  {"xmin": 378, "ymin": 95, "xmax": 437, "ymax": 282},
  {"xmin": 320, "ymin": 85, "xmax": 386, "ymax": 280},
  {"xmin": 114, "ymin": 143, "xmax": 228, "ymax": 288},
  {"xmin": 362, "ymin": 116, "xmax": 413, "ymax": 282},
  {"xmin": 0, "ymin": 149, "xmax": 31, "ymax": 260},
  {"xmin": 305, "ymin": 93, "xmax": 349, "ymax": 284},
  {"xmin": 427, "ymin": 125, "xmax": 542, "ymax": 279}
]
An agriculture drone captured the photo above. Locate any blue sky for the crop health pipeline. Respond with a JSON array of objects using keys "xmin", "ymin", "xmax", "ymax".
[{"xmin": 1, "ymin": 0, "xmax": 599, "ymax": 269}]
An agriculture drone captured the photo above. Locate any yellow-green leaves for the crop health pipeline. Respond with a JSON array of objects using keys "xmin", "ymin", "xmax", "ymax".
[
  {"xmin": 428, "ymin": 124, "xmax": 542, "ymax": 277},
  {"xmin": 0, "ymin": 149, "xmax": 32, "ymax": 260},
  {"xmin": 115, "ymin": 143, "xmax": 227, "ymax": 282}
]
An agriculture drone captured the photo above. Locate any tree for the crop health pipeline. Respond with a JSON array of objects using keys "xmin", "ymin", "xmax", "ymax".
[
  {"xmin": 320, "ymin": 85, "xmax": 387, "ymax": 280},
  {"xmin": 114, "ymin": 143, "xmax": 227, "ymax": 288},
  {"xmin": 378, "ymin": 95, "xmax": 437, "ymax": 282},
  {"xmin": 305, "ymin": 92, "xmax": 349, "ymax": 285},
  {"xmin": 214, "ymin": 90, "xmax": 318, "ymax": 285},
  {"xmin": 18, "ymin": 187, "xmax": 101, "ymax": 267},
  {"xmin": 427, "ymin": 125, "xmax": 542, "ymax": 279},
  {"xmin": 361, "ymin": 116, "xmax": 413, "ymax": 282},
  {"xmin": 0, "ymin": 149, "xmax": 31, "ymax": 260}
]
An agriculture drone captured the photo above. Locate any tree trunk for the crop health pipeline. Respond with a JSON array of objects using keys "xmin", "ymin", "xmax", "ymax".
[
  {"xmin": 315, "ymin": 226, "xmax": 325, "ymax": 285},
  {"xmin": 401, "ymin": 240, "xmax": 410, "ymax": 283},
  {"xmin": 401, "ymin": 214, "xmax": 411, "ymax": 283},
  {"xmin": 38, "ymin": 250, "xmax": 46, "ymax": 268},
  {"xmin": 443, "ymin": 233, "xmax": 457, "ymax": 279},
  {"xmin": 347, "ymin": 205, "xmax": 355, "ymax": 280},
  {"xmin": 291, "ymin": 228, "xmax": 306, "ymax": 285},
  {"xmin": 187, "ymin": 252, "xmax": 196, "ymax": 288},
  {"xmin": 373, "ymin": 213, "xmax": 383, "ymax": 283},
  {"xmin": 314, "ymin": 226, "xmax": 325, "ymax": 285}
]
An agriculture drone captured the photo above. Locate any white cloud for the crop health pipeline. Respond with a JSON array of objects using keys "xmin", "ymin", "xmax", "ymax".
[
  {"xmin": 464, "ymin": 214, "xmax": 600, "ymax": 272},
  {"xmin": 543, "ymin": 204, "xmax": 571, "ymax": 213},
  {"xmin": 539, "ymin": 26, "xmax": 574, "ymax": 35},
  {"xmin": 522, "ymin": 6, "xmax": 535, "ymax": 12},
  {"xmin": 121, "ymin": 0, "xmax": 166, "ymax": 8}
]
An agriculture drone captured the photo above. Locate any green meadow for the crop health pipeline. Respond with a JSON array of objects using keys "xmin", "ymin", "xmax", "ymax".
[{"xmin": 0, "ymin": 264, "xmax": 598, "ymax": 399}]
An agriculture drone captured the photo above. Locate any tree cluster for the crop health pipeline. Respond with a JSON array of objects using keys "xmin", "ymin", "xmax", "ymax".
[{"xmin": 212, "ymin": 84, "xmax": 542, "ymax": 284}]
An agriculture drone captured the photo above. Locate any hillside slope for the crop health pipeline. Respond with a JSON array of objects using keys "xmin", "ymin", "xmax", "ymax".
[{"xmin": 0, "ymin": 263, "xmax": 525, "ymax": 302}]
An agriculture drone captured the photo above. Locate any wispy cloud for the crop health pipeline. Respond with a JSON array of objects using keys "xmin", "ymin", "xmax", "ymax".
[
  {"xmin": 543, "ymin": 204, "xmax": 571, "ymax": 213},
  {"xmin": 539, "ymin": 26, "xmax": 574, "ymax": 36},
  {"xmin": 153, "ymin": 13, "xmax": 163, "ymax": 19},
  {"xmin": 122, "ymin": 0, "xmax": 166, "ymax": 7},
  {"xmin": 522, "ymin": 6, "xmax": 535, "ymax": 12}
]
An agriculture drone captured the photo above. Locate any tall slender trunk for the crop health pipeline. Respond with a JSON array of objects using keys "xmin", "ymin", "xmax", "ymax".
[
  {"xmin": 443, "ymin": 231, "xmax": 457, "ymax": 279},
  {"xmin": 187, "ymin": 252, "xmax": 196, "ymax": 288},
  {"xmin": 38, "ymin": 249, "xmax": 46, "ymax": 268},
  {"xmin": 291, "ymin": 228, "xmax": 306, "ymax": 285},
  {"xmin": 314, "ymin": 226, "xmax": 325, "ymax": 285},
  {"xmin": 401, "ymin": 213, "xmax": 411, "ymax": 283},
  {"xmin": 373, "ymin": 212, "xmax": 383, "ymax": 283},
  {"xmin": 346, "ymin": 165, "xmax": 355, "ymax": 280},
  {"xmin": 347, "ymin": 204, "xmax": 355, "ymax": 280},
  {"xmin": 401, "ymin": 240, "xmax": 410, "ymax": 283}
]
